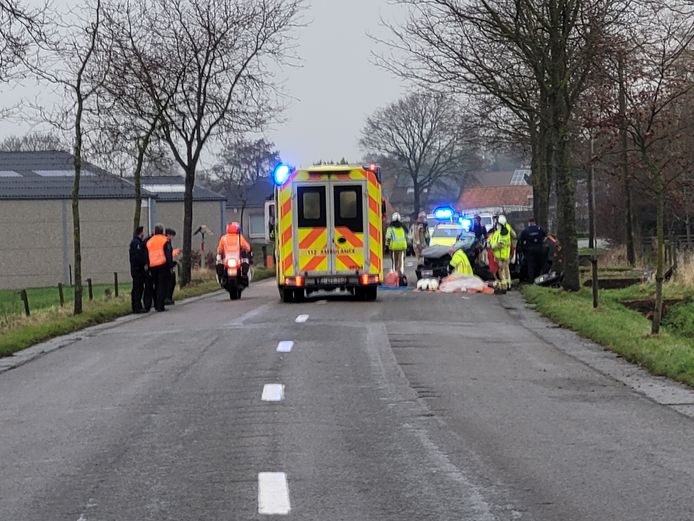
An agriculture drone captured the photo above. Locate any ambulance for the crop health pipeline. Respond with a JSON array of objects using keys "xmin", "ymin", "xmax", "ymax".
[{"xmin": 267, "ymin": 163, "xmax": 384, "ymax": 302}]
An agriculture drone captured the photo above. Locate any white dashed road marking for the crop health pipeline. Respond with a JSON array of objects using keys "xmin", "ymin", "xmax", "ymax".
[
  {"xmin": 295, "ymin": 314, "xmax": 309, "ymax": 323},
  {"xmin": 258, "ymin": 472, "xmax": 291, "ymax": 515},
  {"xmin": 261, "ymin": 384, "xmax": 285, "ymax": 401},
  {"xmin": 277, "ymin": 341, "xmax": 294, "ymax": 353}
]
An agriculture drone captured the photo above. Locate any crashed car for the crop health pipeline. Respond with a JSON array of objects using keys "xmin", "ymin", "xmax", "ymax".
[{"xmin": 416, "ymin": 231, "xmax": 489, "ymax": 281}]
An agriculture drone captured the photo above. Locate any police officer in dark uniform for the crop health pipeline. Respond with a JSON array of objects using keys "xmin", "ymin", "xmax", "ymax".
[
  {"xmin": 129, "ymin": 226, "xmax": 148, "ymax": 313},
  {"xmin": 519, "ymin": 217, "xmax": 547, "ymax": 282}
]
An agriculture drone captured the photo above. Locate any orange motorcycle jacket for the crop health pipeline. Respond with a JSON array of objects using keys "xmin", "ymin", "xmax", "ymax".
[{"xmin": 147, "ymin": 234, "xmax": 169, "ymax": 267}]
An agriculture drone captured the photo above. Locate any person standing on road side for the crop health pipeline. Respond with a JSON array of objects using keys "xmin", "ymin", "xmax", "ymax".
[
  {"xmin": 146, "ymin": 224, "xmax": 173, "ymax": 312},
  {"xmin": 519, "ymin": 217, "xmax": 547, "ymax": 282},
  {"xmin": 471, "ymin": 214, "xmax": 486, "ymax": 241},
  {"xmin": 129, "ymin": 226, "xmax": 148, "ymax": 314},
  {"xmin": 413, "ymin": 211, "xmax": 430, "ymax": 265},
  {"xmin": 386, "ymin": 212, "xmax": 408, "ymax": 275},
  {"xmin": 490, "ymin": 220, "xmax": 512, "ymax": 293},
  {"xmin": 164, "ymin": 228, "xmax": 179, "ymax": 305},
  {"xmin": 487, "ymin": 215, "xmax": 499, "ymax": 284}
]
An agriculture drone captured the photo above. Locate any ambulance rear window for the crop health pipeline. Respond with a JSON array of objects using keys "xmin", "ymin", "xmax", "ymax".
[
  {"xmin": 297, "ymin": 186, "xmax": 326, "ymax": 227},
  {"xmin": 334, "ymin": 185, "xmax": 363, "ymax": 232}
]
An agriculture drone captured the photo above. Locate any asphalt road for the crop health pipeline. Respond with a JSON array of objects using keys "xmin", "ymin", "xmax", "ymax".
[{"xmin": 1, "ymin": 275, "xmax": 694, "ymax": 520}]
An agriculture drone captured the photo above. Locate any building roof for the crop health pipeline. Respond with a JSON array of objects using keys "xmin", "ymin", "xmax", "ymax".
[
  {"xmin": 142, "ymin": 175, "xmax": 225, "ymax": 202},
  {"xmin": 469, "ymin": 169, "xmax": 530, "ymax": 187},
  {"xmin": 0, "ymin": 150, "xmax": 156, "ymax": 200},
  {"xmin": 225, "ymin": 176, "xmax": 274, "ymax": 208},
  {"xmin": 456, "ymin": 185, "xmax": 533, "ymax": 213}
]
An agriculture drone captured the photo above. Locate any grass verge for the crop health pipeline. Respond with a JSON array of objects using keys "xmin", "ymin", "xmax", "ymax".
[
  {"xmin": 522, "ymin": 285, "xmax": 694, "ymax": 388},
  {"xmin": 0, "ymin": 271, "xmax": 220, "ymax": 358}
]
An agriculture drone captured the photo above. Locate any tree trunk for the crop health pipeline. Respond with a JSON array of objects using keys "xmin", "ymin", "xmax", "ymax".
[
  {"xmin": 618, "ymin": 54, "xmax": 636, "ymax": 265},
  {"xmin": 180, "ymin": 163, "xmax": 196, "ymax": 286},
  {"xmin": 552, "ymin": 98, "xmax": 579, "ymax": 291},
  {"xmin": 72, "ymin": 99, "xmax": 84, "ymax": 315},
  {"xmin": 530, "ymin": 122, "xmax": 549, "ymax": 230},
  {"xmin": 412, "ymin": 178, "xmax": 421, "ymax": 216},
  {"xmin": 652, "ymin": 183, "xmax": 665, "ymax": 335},
  {"xmin": 588, "ymin": 134, "xmax": 598, "ymax": 308},
  {"xmin": 132, "ymin": 132, "xmax": 153, "ymax": 233}
]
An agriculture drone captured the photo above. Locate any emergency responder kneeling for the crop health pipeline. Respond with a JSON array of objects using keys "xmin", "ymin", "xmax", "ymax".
[
  {"xmin": 386, "ymin": 212, "xmax": 408, "ymax": 277},
  {"xmin": 449, "ymin": 241, "xmax": 474, "ymax": 276},
  {"xmin": 216, "ymin": 222, "xmax": 251, "ymax": 281}
]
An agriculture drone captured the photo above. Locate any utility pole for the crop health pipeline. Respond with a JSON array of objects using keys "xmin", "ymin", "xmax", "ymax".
[{"xmin": 588, "ymin": 132, "xmax": 599, "ymax": 308}]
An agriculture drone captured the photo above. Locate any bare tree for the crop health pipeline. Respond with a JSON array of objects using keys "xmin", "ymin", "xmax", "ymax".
[
  {"xmin": 0, "ymin": 130, "xmax": 64, "ymax": 151},
  {"xmin": 114, "ymin": 0, "xmax": 303, "ymax": 286},
  {"xmin": 378, "ymin": 0, "xmax": 627, "ymax": 291},
  {"xmin": 360, "ymin": 91, "xmax": 479, "ymax": 216},
  {"xmin": 205, "ymin": 136, "xmax": 280, "ymax": 223},
  {"xmin": 0, "ymin": 0, "xmax": 45, "ymax": 82},
  {"xmin": 24, "ymin": 0, "xmax": 109, "ymax": 315},
  {"xmin": 617, "ymin": 2, "xmax": 694, "ymax": 333}
]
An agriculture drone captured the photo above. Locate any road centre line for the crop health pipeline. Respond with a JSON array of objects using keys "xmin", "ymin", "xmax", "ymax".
[
  {"xmin": 258, "ymin": 472, "xmax": 291, "ymax": 515},
  {"xmin": 261, "ymin": 384, "xmax": 285, "ymax": 402},
  {"xmin": 277, "ymin": 341, "xmax": 294, "ymax": 353},
  {"xmin": 295, "ymin": 314, "xmax": 309, "ymax": 323}
]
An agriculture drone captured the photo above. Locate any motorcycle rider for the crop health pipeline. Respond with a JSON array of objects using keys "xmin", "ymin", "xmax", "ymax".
[
  {"xmin": 146, "ymin": 224, "xmax": 173, "ymax": 312},
  {"xmin": 216, "ymin": 222, "xmax": 251, "ymax": 282},
  {"xmin": 386, "ymin": 212, "xmax": 408, "ymax": 276},
  {"xmin": 412, "ymin": 211, "xmax": 430, "ymax": 265}
]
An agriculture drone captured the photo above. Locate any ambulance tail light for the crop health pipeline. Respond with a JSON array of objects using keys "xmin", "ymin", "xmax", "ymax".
[
  {"xmin": 226, "ymin": 258, "xmax": 239, "ymax": 269},
  {"xmin": 285, "ymin": 276, "xmax": 304, "ymax": 287},
  {"xmin": 360, "ymin": 274, "xmax": 380, "ymax": 285}
]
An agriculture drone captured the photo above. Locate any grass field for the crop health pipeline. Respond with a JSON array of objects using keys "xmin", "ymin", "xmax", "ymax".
[
  {"xmin": 0, "ymin": 266, "xmax": 277, "ymax": 358},
  {"xmin": 0, "ymin": 271, "xmax": 216, "ymax": 358},
  {"xmin": 523, "ymin": 283, "xmax": 694, "ymax": 388},
  {"xmin": 0, "ymin": 282, "xmax": 132, "ymax": 316}
]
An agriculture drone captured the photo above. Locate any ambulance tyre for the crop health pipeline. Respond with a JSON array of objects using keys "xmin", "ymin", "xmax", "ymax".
[
  {"xmin": 279, "ymin": 286, "xmax": 294, "ymax": 303},
  {"xmin": 356, "ymin": 286, "xmax": 377, "ymax": 301},
  {"xmin": 294, "ymin": 288, "xmax": 305, "ymax": 302}
]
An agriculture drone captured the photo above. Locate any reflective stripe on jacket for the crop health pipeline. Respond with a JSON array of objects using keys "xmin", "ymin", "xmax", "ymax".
[
  {"xmin": 450, "ymin": 249, "xmax": 473, "ymax": 275},
  {"xmin": 146, "ymin": 234, "xmax": 168, "ymax": 267},
  {"xmin": 386, "ymin": 226, "xmax": 407, "ymax": 251},
  {"xmin": 491, "ymin": 229, "xmax": 511, "ymax": 260}
]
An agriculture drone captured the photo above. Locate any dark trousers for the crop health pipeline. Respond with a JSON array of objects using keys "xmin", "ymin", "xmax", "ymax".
[
  {"xmin": 167, "ymin": 270, "xmax": 176, "ymax": 301},
  {"xmin": 131, "ymin": 269, "xmax": 146, "ymax": 312},
  {"xmin": 150, "ymin": 265, "xmax": 168, "ymax": 311},
  {"xmin": 143, "ymin": 271, "xmax": 154, "ymax": 310},
  {"xmin": 526, "ymin": 246, "xmax": 546, "ymax": 282}
]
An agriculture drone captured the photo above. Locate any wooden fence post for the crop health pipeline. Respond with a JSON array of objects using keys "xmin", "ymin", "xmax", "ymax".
[
  {"xmin": 114, "ymin": 272, "xmax": 119, "ymax": 297},
  {"xmin": 19, "ymin": 289, "xmax": 30, "ymax": 317},
  {"xmin": 87, "ymin": 278, "xmax": 93, "ymax": 301},
  {"xmin": 58, "ymin": 283, "xmax": 65, "ymax": 307}
]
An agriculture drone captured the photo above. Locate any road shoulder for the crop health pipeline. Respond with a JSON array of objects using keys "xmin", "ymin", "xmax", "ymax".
[{"xmin": 507, "ymin": 291, "xmax": 694, "ymax": 419}]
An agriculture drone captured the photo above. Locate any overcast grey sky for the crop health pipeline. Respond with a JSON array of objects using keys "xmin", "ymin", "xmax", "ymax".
[
  {"xmin": 270, "ymin": 0, "xmax": 407, "ymax": 167},
  {"xmin": 0, "ymin": 0, "xmax": 407, "ymax": 168}
]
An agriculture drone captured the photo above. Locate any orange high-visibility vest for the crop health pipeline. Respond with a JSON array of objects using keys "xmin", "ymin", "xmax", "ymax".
[
  {"xmin": 147, "ymin": 234, "xmax": 168, "ymax": 267},
  {"xmin": 218, "ymin": 233, "xmax": 250, "ymax": 258}
]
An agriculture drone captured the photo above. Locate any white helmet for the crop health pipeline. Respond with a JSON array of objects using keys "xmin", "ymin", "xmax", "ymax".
[
  {"xmin": 392, "ymin": 212, "xmax": 401, "ymax": 222},
  {"xmin": 498, "ymin": 215, "xmax": 507, "ymax": 226}
]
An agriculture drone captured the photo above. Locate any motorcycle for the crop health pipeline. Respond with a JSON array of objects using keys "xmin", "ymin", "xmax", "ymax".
[{"xmin": 216, "ymin": 252, "xmax": 252, "ymax": 300}]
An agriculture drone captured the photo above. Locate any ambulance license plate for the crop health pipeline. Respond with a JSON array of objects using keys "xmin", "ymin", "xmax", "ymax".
[{"xmin": 318, "ymin": 276, "xmax": 347, "ymax": 285}]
